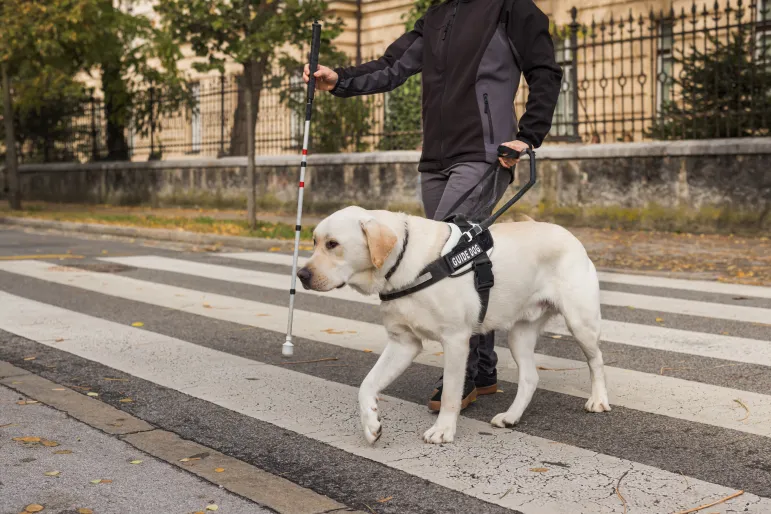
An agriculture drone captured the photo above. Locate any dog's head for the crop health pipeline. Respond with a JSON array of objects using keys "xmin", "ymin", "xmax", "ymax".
[{"xmin": 297, "ymin": 206, "xmax": 400, "ymax": 295}]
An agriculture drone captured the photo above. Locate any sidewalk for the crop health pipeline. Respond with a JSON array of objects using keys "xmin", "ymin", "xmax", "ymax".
[{"xmin": 1, "ymin": 203, "xmax": 768, "ymax": 286}]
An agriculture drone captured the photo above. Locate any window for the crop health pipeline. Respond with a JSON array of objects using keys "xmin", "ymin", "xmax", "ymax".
[
  {"xmin": 551, "ymin": 39, "xmax": 576, "ymax": 137},
  {"xmin": 656, "ymin": 21, "xmax": 674, "ymax": 113},
  {"xmin": 757, "ymin": 0, "xmax": 771, "ymax": 65},
  {"xmin": 190, "ymin": 82, "xmax": 201, "ymax": 153}
]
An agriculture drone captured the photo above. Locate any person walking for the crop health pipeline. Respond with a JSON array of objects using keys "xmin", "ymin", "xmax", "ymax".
[{"xmin": 304, "ymin": 0, "xmax": 563, "ymax": 411}]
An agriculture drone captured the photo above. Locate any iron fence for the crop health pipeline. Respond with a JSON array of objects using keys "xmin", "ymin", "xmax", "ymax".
[{"xmin": 16, "ymin": 0, "xmax": 771, "ymax": 163}]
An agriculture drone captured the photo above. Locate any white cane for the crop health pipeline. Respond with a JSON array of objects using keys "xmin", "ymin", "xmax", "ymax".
[{"xmin": 284, "ymin": 20, "xmax": 322, "ymax": 357}]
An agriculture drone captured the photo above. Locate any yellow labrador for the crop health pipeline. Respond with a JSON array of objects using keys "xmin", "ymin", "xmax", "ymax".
[{"xmin": 298, "ymin": 206, "xmax": 610, "ymax": 444}]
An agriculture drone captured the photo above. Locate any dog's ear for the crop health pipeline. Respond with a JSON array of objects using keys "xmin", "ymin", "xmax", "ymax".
[{"xmin": 360, "ymin": 218, "xmax": 397, "ymax": 269}]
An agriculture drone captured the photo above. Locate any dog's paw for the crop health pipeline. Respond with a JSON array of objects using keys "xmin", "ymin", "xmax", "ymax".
[
  {"xmin": 584, "ymin": 393, "xmax": 611, "ymax": 413},
  {"xmin": 360, "ymin": 404, "xmax": 382, "ymax": 445},
  {"xmin": 423, "ymin": 422, "xmax": 456, "ymax": 444},
  {"xmin": 490, "ymin": 411, "xmax": 521, "ymax": 428}
]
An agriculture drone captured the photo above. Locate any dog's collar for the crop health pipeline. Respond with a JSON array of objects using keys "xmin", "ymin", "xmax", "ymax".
[{"xmin": 383, "ymin": 223, "xmax": 409, "ymax": 282}]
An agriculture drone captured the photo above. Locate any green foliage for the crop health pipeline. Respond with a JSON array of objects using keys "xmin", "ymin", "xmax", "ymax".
[
  {"xmin": 378, "ymin": 74, "xmax": 422, "ymax": 150},
  {"xmin": 647, "ymin": 26, "xmax": 771, "ymax": 139}
]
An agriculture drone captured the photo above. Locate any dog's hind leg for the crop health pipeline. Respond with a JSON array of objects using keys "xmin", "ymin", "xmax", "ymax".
[
  {"xmin": 558, "ymin": 269, "xmax": 611, "ymax": 413},
  {"xmin": 359, "ymin": 330, "xmax": 421, "ymax": 444},
  {"xmin": 491, "ymin": 318, "xmax": 544, "ymax": 428},
  {"xmin": 423, "ymin": 329, "xmax": 472, "ymax": 444}
]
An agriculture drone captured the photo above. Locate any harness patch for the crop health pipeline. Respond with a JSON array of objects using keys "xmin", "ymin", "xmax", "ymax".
[{"xmin": 449, "ymin": 243, "xmax": 483, "ymax": 270}]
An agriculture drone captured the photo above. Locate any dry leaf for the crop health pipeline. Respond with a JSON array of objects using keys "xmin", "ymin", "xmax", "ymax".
[
  {"xmin": 130, "ymin": 460, "xmax": 143, "ymax": 464},
  {"xmin": 203, "ymin": 303, "xmax": 212, "ymax": 309},
  {"xmin": 24, "ymin": 356, "xmax": 36, "ymax": 361},
  {"xmin": 90, "ymin": 479, "xmax": 102, "ymax": 484},
  {"xmin": 655, "ymin": 317, "xmax": 664, "ymax": 323},
  {"xmin": 119, "ymin": 398, "xmax": 133, "ymax": 403},
  {"xmin": 549, "ymin": 334, "xmax": 563, "ymax": 339},
  {"xmin": 100, "ymin": 479, "xmax": 113, "ymax": 484},
  {"xmin": 17, "ymin": 400, "xmax": 39, "ymax": 405},
  {"xmin": 205, "ymin": 505, "xmax": 218, "ymax": 512},
  {"xmin": 496, "ymin": 389, "xmax": 505, "ymax": 393},
  {"xmin": 14, "ymin": 437, "xmax": 41, "ymax": 443},
  {"xmin": 529, "ymin": 467, "xmax": 549, "ymax": 473},
  {"xmin": 377, "ymin": 496, "xmax": 393, "ymax": 503},
  {"xmin": 321, "ymin": 328, "xmax": 344, "ymax": 335},
  {"xmin": 55, "ymin": 338, "xmax": 64, "ymax": 342},
  {"xmin": 44, "ymin": 471, "xmax": 60, "ymax": 476},
  {"xmin": 214, "ymin": 468, "xmax": 225, "ymax": 473},
  {"xmin": 433, "ymin": 352, "xmax": 443, "ymax": 356},
  {"xmin": 53, "ymin": 450, "xmax": 72, "ymax": 455},
  {"xmin": 269, "ymin": 247, "xmax": 281, "ymax": 252},
  {"xmin": 363, "ymin": 349, "xmax": 373, "ymax": 353},
  {"xmin": 41, "ymin": 440, "xmax": 59, "ymax": 447},
  {"xmin": 193, "ymin": 512, "xmax": 205, "ymax": 514},
  {"xmin": 86, "ymin": 392, "xmax": 99, "ymax": 397},
  {"xmin": 131, "ymin": 322, "xmax": 144, "ymax": 327},
  {"xmin": 24, "ymin": 505, "xmax": 44, "ymax": 513},
  {"xmin": 52, "ymin": 388, "xmax": 66, "ymax": 391},
  {"xmin": 78, "ymin": 509, "xmax": 93, "ymax": 514}
]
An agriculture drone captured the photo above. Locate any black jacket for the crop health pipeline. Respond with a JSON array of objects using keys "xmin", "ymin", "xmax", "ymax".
[{"xmin": 331, "ymin": 0, "xmax": 563, "ymax": 171}]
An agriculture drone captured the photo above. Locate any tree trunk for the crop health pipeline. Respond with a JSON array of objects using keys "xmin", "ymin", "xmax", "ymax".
[
  {"xmin": 228, "ymin": 57, "xmax": 267, "ymax": 157},
  {"xmin": 1, "ymin": 62, "xmax": 21, "ymax": 210},
  {"xmin": 101, "ymin": 62, "xmax": 130, "ymax": 161},
  {"xmin": 245, "ymin": 60, "xmax": 256, "ymax": 230}
]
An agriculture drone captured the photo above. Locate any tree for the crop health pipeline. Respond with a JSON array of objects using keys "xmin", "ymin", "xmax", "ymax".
[
  {"xmin": 648, "ymin": 25, "xmax": 771, "ymax": 140},
  {"xmin": 157, "ymin": 0, "xmax": 342, "ymax": 228}
]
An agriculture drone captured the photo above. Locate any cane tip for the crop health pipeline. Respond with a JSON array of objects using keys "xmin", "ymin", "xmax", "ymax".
[{"xmin": 282, "ymin": 341, "xmax": 294, "ymax": 357}]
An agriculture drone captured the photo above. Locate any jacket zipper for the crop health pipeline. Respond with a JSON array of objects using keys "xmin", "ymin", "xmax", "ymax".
[
  {"xmin": 439, "ymin": 0, "xmax": 461, "ymax": 164},
  {"xmin": 483, "ymin": 93, "xmax": 494, "ymax": 144}
]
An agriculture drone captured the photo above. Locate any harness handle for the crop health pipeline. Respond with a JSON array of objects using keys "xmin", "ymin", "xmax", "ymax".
[{"xmin": 481, "ymin": 147, "xmax": 536, "ymax": 229}]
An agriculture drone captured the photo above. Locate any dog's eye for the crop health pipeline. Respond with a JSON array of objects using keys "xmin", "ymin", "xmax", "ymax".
[{"xmin": 325, "ymin": 240, "xmax": 339, "ymax": 250}]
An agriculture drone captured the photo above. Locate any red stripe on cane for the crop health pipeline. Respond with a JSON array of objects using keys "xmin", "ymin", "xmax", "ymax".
[
  {"xmin": 299, "ymin": 181, "xmax": 305, "ymax": 188},
  {"xmin": 302, "ymin": 149, "xmax": 308, "ymax": 155}
]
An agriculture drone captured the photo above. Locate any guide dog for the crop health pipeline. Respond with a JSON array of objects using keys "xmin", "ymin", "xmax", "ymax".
[{"xmin": 297, "ymin": 206, "xmax": 610, "ymax": 444}]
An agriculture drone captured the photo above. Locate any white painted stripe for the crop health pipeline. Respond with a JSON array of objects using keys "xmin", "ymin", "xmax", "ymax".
[
  {"xmin": 598, "ymin": 270, "xmax": 771, "ymax": 299},
  {"xmin": 600, "ymin": 289, "xmax": 769, "ymax": 324},
  {"xmin": 1, "ymin": 291, "xmax": 768, "ymax": 514},
  {"xmin": 105, "ymin": 255, "xmax": 771, "ymax": 365},
  {"xmin": 102, "ymin": 255, "xmax": 379, "ymax": 305},
  {"xmin": 2, "ymin": 259, "xmax": 770, "ymax": 438},
  {"xmin": 220, "ymin": 251, "xmax": 771, "ymax": 300}
]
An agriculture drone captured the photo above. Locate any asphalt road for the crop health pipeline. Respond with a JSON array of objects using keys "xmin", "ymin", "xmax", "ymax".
[{"xmin": 0, "ymin": 226, "xmax": 770, "ymax": 514}]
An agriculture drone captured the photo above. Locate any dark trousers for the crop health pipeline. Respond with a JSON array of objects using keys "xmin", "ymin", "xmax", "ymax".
[{"xmin": 420, "ymin": 161, "xmax": 509, "ymax": 381}]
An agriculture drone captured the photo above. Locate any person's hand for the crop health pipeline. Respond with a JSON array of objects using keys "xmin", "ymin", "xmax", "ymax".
[
  {"xmin": 303, "ymin": 64, "xmax": 338, "ymax": 91},
  {"xmin": 498, "ymin": 140, "xmax": 530, "ymax": 168}
]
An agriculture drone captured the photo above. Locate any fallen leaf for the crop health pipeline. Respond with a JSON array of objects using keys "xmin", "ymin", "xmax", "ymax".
[
  {"xmin": 131, "ymin": 322, "xmax": 144, "ymax": 327},
  {"xmin": 496, "ymin": 389, "xmax": 505, "ymax": 393},
  {"xmin": 269, "ymin": 247, "xmax": 281, "ymax": 252},
  {"xmin": 100, "ymin": 479, "xmax": 113, "ymax": 484},
  {"xmin": 24, "ymin": 356, "xmax": 37, "ymax": 361},
  {"xmin": 44, "ymin": 471, "xmax": 60, "ymax": 476},
  {"xmin": 203, "ymin": 303, "xmax": 212, "ymax": 309},
  {"xmin": 321, "ymin": 328, "xmax": 344, "ymax": 335},
  {"xmin": 24, "ymin": 505, "xmax": 44, "ymax": 513},
  {"xmin": 193, "ymin": 512, "xmax": 205, "ymax": 514},
  {"xmin": 86, "ymin": 392, "xmax": 99, "ymax": 397},
  {"xmin": 363, "ymin": 349, "xmax": 373, "ymax": 353},
  {"xmin": 53, "ymin": 450, "xmax": 72, "ymax": 455},
  {"xmin": 55, "ymin": 338, "xmax": 64, "ymax": 342},
  {"xmin": 529, "ymin": 467, "xmax": 549, "ymax": 473},
  {"xmin": 206, "ymin": 505, "xmax": 218, "ymax": 512},
  {"xmin": 90, "ymin": 479, "xmax": 102, "ymax": 484},
  {"xmin": 180, "ymin": 457, "xmax": 201, "ymax": 463},
  {"xmin": 130, "ymin": 460, "xmax": 143, "ymax": 464},
  {"xmin": 377, "ymin": 496, "xmax": 393, "ymax": 503},
  {"xmin": 549, "ymin": 334, "xmax": 563, "ymax": 339},
  {"xmin": 14, "ymin": 437, "xmax": 42, "ymax": 443},
  {"xmin": 655, "ymin": 317, "xmax": 664, "ymax": 323},
  {"xmin": 41, "ymin": 440, "xmax": 59, "ymax": 447},
  {"xmin": 433, "ymin": 352, "xmax": 444, "ymax": 356},
  {"xmin": 17, "ymin": 400, "xmax": 39, "ymax": 405},
  {"xmin": 52, "ymin": 388, "xmax": 66, "ymax": 391},
  {"xmin": 119, "ymin": 398, "xmax": 133, "ymax": 403},
  {"xmin": 214, "ymin": 467, "xmax": 225, "ymax": 473},
  {"xmin": 78, "ymin": 509, "xmax": 93, "ymax": 514}
]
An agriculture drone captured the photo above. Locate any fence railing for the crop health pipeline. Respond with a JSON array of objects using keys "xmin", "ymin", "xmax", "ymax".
[{"xmin": 16, "ymin": 0, "xmax": 771, "ymax": 163}]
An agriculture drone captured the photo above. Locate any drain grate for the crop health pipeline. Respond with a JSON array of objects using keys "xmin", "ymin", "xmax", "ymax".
[{"xmin": 65, "ymin": 263, "xmax": 136, "ymax": 273}]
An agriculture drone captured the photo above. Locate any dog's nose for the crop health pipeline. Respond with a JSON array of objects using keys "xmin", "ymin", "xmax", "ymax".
[{"xmin": 297, "ymin": 267, "xmax": 312, "ymax": 285}]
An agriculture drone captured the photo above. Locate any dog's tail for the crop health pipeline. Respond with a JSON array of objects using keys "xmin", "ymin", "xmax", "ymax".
[{"xmin": 513, "ymin": 213, "xmax": 535, "ymax": 222}]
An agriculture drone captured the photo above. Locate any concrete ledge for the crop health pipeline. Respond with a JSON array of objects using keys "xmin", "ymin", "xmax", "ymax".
[
  {"xmin": 0, "ymin": 217, "xmax": 296, "ymax": 250},
  {"xmin": 8, "ymin": 137, "xmax": 770, "ymax": 173}
]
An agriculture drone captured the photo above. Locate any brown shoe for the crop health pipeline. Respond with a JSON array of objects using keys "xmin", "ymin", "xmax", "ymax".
[
  {"xmin": 428, "ymin": 378, "xmax": 477, "ymax": 412},
  {"xmin": 476, "ymin": 383, "xmax": 499, "ymax": 395}
]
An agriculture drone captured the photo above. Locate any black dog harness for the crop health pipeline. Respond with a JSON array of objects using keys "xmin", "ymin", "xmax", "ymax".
[{"xmin": 378, "ymin": 145, "xmax": 536, "ymax": 325}]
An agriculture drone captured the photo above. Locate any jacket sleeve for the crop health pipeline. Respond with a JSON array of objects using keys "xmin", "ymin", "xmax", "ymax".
[
  {"xmin": 331, "ymin": 17, "xmax": 424, "ymax": 97},
  {"xmin": 506, "ymin": 0, "xmax": 563, "ymax": 148}
]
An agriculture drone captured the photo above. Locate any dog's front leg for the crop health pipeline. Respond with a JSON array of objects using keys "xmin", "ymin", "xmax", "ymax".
[
  {"xmin": 423, "ymin": 331, "xmax": 471, "ymax": 444},
  {"xmin": 359, "ymin": 331, "xmax": 421, "ymax": 444}
]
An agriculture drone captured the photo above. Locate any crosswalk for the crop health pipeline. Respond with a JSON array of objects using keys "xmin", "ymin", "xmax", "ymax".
[{"xmin": 0, "ymin": 249, "xmax": 770, "ymax": 514}]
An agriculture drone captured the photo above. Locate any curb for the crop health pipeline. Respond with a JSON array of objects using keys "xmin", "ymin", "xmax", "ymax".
[
  {"xmin": 0, "ymin": 217, "xmax": 298, "ymax": 251},
  {"xmin": 1, "ymin": 360, "xmax": 362, "ymax": 514}
]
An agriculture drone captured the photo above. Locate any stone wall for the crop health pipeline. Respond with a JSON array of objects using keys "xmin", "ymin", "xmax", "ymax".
[{"xmin": 2, "ymin": 138, "xmax": 769, "ymax": 230}]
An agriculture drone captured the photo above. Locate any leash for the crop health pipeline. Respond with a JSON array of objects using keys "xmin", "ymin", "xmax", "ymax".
[{"xmin": 284, "ymin": 20, "xmax": 322, "ymax": 358}]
